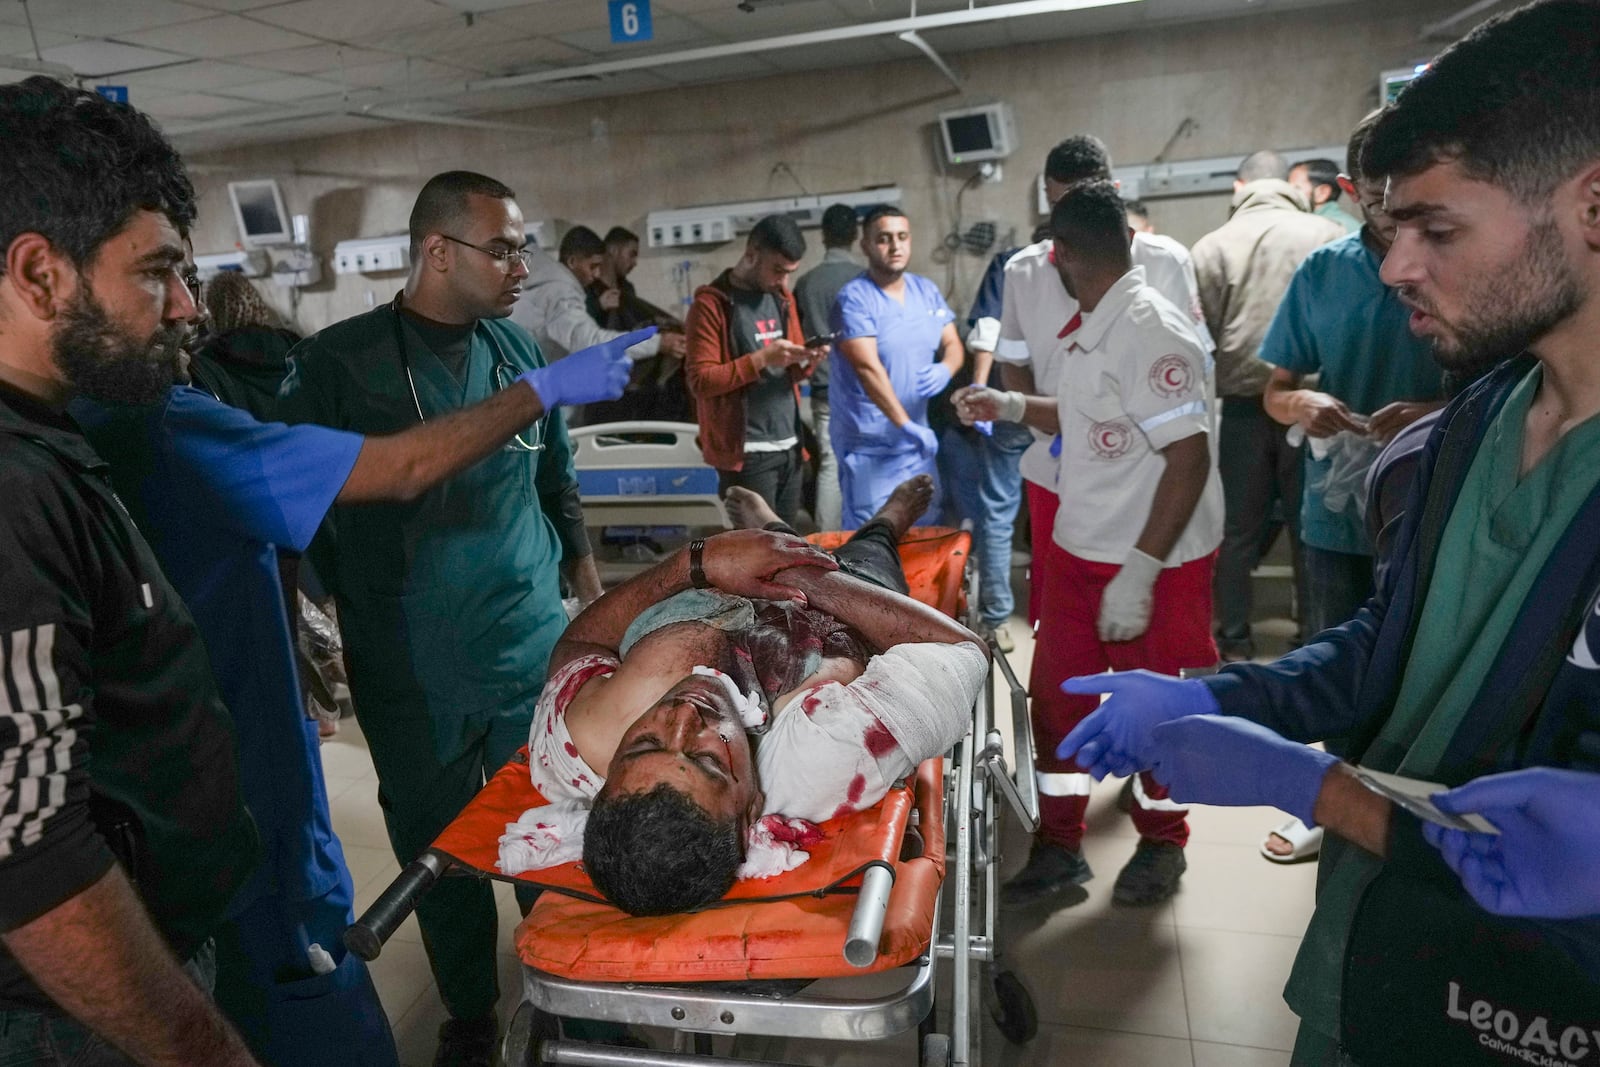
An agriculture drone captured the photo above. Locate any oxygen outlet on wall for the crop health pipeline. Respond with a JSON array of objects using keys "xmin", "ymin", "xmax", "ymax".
[{"xmin": 979, "ymin": 162, "xmax": 1003, "ymax": 185}]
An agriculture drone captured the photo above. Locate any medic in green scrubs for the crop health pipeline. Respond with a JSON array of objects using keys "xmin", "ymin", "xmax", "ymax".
[{"xmin": 278, "ymin": 171, "xmax": 621, "ymax": 1066}]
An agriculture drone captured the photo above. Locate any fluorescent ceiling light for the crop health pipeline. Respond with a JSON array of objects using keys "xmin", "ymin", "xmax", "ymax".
[{"xmin": 468, "ymin": 0, "xmax": 1144, "ymax": 91}]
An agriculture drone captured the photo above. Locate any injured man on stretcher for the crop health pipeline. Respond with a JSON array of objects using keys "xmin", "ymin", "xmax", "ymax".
[{"xmin": 498, "ymin": 476, "xmax": 988, "ymax": 916}]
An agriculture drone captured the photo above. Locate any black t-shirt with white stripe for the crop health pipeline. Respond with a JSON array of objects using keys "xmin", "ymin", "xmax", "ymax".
[{"xmin": 0, "ymin": 383, "xmax": 258, "ymax": 1013}]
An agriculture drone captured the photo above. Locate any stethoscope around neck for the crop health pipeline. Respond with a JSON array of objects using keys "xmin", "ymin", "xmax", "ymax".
[{"xmin": 390, "ymin": 292, "xmax": 543, "ymax": 452}]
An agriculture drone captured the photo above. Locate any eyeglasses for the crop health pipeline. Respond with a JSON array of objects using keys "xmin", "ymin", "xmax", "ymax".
[{"xmin": 440, "ymin": 234, "xmax": 532, "ymax": 272}]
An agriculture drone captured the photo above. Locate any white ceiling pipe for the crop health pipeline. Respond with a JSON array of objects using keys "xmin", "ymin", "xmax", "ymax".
[{"xmin": 466, "ymin": 0, "xmax": 1144, "ymax": 92}]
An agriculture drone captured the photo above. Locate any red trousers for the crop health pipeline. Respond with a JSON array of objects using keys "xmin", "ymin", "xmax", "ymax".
[
  {"xmin": 1029, "ymin": 534, "xmax": 1218, "ymax": 851},
  {"xmin": 1025, "ymin": 482, "xmax": 1068, "ymax": 630}
]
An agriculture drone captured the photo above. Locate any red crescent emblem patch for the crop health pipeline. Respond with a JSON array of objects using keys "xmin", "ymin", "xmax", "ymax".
[
  {"xmin": 1087, "ymin": 419, "xmax": 1133, "ymax": 459},
  {"xmin": 1149, "ymin": 354, "xmax": 1194, "ymax": 398}
]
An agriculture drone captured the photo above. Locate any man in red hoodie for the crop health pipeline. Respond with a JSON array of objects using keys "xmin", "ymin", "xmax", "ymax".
[{"xmin": 685, "ymin": 215, "xmax": 828, "ymax": 526}]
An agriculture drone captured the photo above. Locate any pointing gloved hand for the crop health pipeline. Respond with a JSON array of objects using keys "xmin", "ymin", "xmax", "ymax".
[
  {"xmin": 1148, "ymin": 715, "xmax": 1340, "ymax": 826},
  {"xmin": 517, "ymin": 326, "xmax": 656, "ymax": 408},
  {"xmin": 1056, "ymin": 669, "xmax": 1220, "ymax": 778},
  {"xmin": 1097, "ymin": 548, "xmax": 1163, "ymax": 642},
  {"xmin": 901, "ymin": 421, "xmax": 938, "ymax": 458},
  {"xmin": 952, "ymin": 385, "xmax": 1025, "ymax": 426},
  {"xmin": 914, "ymin": 363, "xmax": 953, "ymax": 398},
  {"xmin": 1424, "ymin": 767, "xmax": 1600, "ymax": 919}
]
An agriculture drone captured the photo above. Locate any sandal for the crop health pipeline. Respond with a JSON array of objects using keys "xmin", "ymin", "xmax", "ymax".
[{"xmin": 1261, "ymin": 818, "xmax": 1322, "ymax": 864}]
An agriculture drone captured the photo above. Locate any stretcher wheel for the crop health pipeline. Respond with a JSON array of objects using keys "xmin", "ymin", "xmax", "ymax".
[
  {"xmin": 920, "ymin": 1033, "xmax": 950, "ymax": 1067},
  {"xmin": 988, "ymin": 969, "xmax": 1038, "ymax": 1045},
  {"xmin": 502, "ymin": 1002, "xmax": 560, "ymax": 1066}
]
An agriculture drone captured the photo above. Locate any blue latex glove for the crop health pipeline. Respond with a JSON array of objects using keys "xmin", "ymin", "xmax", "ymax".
[
  {"xmin": 974, "ymin": 420, "xmax": 994, "ymax": 436},
  {"xmin": 915, "ymin": 363, "xmax": 952, "ymax": 398},
  {"xmin": 1147, "ymin": 715, "xmax": 1339, "ymax": 825},
  {"xmin": 1049, "ymin": 433, "xmax": 1062, "ymax": 458},
  {"xmin": 517, "ymin": 326, "xmax": 656, "ymax": 408},
  {"xmin": 1423, "ymin": 767, "xmax": 1600, "ymax": 919},
  {"xmin": 1057, "ymin": 670, "xmax": 1219, "ymax": 779},
  {"xmin": 901, "ymin": 421, "xmax": 938, "ymax": 458}
]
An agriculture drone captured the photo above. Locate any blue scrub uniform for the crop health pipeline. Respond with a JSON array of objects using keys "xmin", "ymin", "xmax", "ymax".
[
  {"xmin": 72, "ymin": 387, "xmax": 398, "ymax": 1067},
  {"xmin": 828, "ymin": 272, "xmax": 955, "ymax": 526},
  {"xmin": 278, "ymin": 307, "xmax": 585, "ymax": 1025}
]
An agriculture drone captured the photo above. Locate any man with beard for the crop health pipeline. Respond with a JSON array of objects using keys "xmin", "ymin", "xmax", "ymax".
[
  {"xmin": 1057, "ymin": 3, "xmax": 1600, "ymax": 1060},
  {"xmin": 70, "ymin": 242, "xmax": 636, "ymax": 1067},
  {"xmin": 276, "ymin": 171, "xmax": 648, "ymax": 1065},
  {"xmin": 684, "ymin": 215, "xmax": 824, "ymax": 527},
  {"xmin": 0, "ymin": 76, "xmax": 262, "ymax": 1067},
  {"xmin": 828, "ymin": 206, "xmax": 963, "ymax": 526}
]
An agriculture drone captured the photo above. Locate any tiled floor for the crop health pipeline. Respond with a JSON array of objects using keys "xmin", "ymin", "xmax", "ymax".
[{"xmin": 325, "ymin": 570, "xmax": 1313, "ymax": 1066}]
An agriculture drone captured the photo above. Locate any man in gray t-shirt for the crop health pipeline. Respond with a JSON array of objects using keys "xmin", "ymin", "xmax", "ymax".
[{"xmin": 792, "ymin": 204, "xmax": 861, "ymax": 530}]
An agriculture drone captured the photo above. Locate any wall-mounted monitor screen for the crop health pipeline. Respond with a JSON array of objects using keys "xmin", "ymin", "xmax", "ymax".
[
  {"xmin": 228, "ymin": 179, "xmax": 292, "ymax": 248},
  {"xmin": 938, "ymin": 102, "xmax": 1016, "ymax": 165}
]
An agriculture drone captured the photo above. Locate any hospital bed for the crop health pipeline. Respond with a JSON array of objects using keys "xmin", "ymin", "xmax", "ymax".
[
  {"xmin": 569, "ymin": 421, "xmax": 729, "ymax": 583},
  {"xmin": 347, "ymin": 526, "xmax": 1040, "ymax": 1066}
]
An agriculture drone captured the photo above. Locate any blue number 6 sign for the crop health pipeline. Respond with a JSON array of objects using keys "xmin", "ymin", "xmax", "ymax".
[{"xmin": 608, "ymin": 0, "xmax": 653, "ymax": 43}]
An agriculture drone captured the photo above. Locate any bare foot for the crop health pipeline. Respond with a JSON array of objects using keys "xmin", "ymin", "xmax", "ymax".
[
  {"xmin": 872, "ymin": 475, "xmax": 935, "ymax": 539},
  {"xmin": 724, "ymin": 486, "xmax": 781, "ymax": 530}
]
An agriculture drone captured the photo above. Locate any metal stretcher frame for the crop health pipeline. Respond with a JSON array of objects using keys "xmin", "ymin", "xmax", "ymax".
[{"xmin": 346, "ymin": 536, "xmax": 1040, "ymax": 1067}]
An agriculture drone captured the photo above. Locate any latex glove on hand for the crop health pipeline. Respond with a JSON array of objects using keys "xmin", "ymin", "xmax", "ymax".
[
  {"xmin": 951, "ymin": 385, "xmax": 1025, "ymax": 426},
  {"xmin": 1057, "ymin": 669, "xmax": 1220, "ymax": 779},
  {"xmin": 915, "ymin": 363, "xmax": 953, "ymax": 398},
  {"xmin": 1424, "ymin": 767, "xmax": 1600, "ymax": 919},
  {"xmin": 1097, "ymin": 548, "xmax": 1162, "ymax": 642},
  {"xmin": 1148, "ymin": 715, "xmax": 1339, "ymax": 825},
  {"xmin": 518, "ymin": 326, "xmax": 656, "ymax": 408},
  {"xmin": 901, "ymin": 421, "xmax": 938, "ymax": 458}
]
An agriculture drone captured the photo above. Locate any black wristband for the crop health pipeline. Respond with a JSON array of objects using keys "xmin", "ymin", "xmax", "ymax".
[{"xmin": 688, "ymin": 539, "xmax": 710, "ymax": 589}]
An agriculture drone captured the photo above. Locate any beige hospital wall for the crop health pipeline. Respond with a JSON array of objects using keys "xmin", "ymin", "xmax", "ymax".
[{"xmin": 184, "ymin": 0, "xmax": 1453, "ymax": 335}]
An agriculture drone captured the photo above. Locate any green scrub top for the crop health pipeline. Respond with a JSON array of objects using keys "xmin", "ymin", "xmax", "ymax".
[
  {"xmin": 278, "ymin": 304, "xmax": 580, "ymax": 764},
  {"xmin": 1284, "ymin": 362, "xmax": 1600, "ymax": 1043}
]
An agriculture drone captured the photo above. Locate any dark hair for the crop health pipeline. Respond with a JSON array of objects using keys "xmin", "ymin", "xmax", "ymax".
[
  {"xmin": 1049, "ymin": 180, "xmax": 1133, "ymax": 264},
  {"xmin": 603, "ymin": 226, "xmax": 638, "ymax": 248},
  {"xmin": 408, "ymin": 170, "xmax": 515, "ymax": 257},
  {"xmin": 819, "ymin": 204, "xmax": 859, "ymax": 248},
  {"xmin": 0, "ymin": 77, "xmax": 195, "ymax": 274},
  {"xmin": 1123, "ymin": 197, "xmax": 1150, "ymax": 220},
  {"xmin": 1236, "ymin": 149, "xmax": 1288, "ymax": 184},
  {"xmin": 861, "ymin": 204, "xmax": 908, "ymax": 232},
  {"xmin": 1345, "ymin": 108, "xmax": 1386, "ymax": 184},
  {"xmin": 1363, "ymin": 1, "xmax": 1600, "ymax": 203},
  {"xmin": 1044, "ymin": 135, "xmax": 1112, "ymax": 185},
  {"xmin": 1292, "ymin": 158, "xmax": 1342, "ymax": 201},
  {"xmin": 583, "ymin": 784, "xmax": 743, "ymax": 915},
  {"xmin": 748, "ymin": 214, "xmax": 806, "ymax": 261},
  {"xmin": 558, "ymin": 224, "xmax": 605, "ymax": 263}
]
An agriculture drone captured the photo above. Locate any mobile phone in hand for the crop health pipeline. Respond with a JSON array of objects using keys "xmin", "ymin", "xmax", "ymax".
[{"xmin": 804, "ymin": 331, "xmax": 837, "ymax": 349}]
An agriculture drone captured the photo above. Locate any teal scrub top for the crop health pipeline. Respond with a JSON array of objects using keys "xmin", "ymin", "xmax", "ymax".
[
  {"xmin": 278, "ymin": 305, "xmax": 582, "ymax": 760},
  {"xmin": 1260, "ymin": 231, "xmax": 1443, "ymax": 555}
]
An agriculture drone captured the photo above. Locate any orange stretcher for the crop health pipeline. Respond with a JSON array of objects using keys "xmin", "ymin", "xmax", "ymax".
[{"xmin": 346, "ymin": 527, "xmax": 1041, "ymax": 1067}]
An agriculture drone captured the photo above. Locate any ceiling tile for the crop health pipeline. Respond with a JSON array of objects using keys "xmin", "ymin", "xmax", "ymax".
[
  {"xmin": 431, "ymin": 36, "xmax": 589, "ymax": 77},
  {"xmin": 124, "ymin": 58, "xmax": 286, "ymax": 91},
  {"xmin": 217, "ymin": 73, "xmax": 347, "ymax": 100},
  {"xmin": 142, "ymin": 92, "xmax": 261, "ymax": 120},
  {"xmin": 25, "ymin": 0, "xmax": 215, "ymax": 37},
  {"xmin": 0, "ymin": 25, "xmax": 76, "ymax": 58},
  {"xmin": 480, "ymin": 4, "xmax": 619, "ymax": 37},
  {"xmin": 178, "ymin": 0, "xmax": 304, "ymax": 10},
  {"xmin": 689, "ymin": 0, "xmax": 845, "ymax": 38},
  {"xmin": 119, "ymin": 14, "xmax": 324, "ymax": 58},
  {"xmin": 236, "ymin": 43, "xmax": 392, "ymax": 74},
  {"xmin": 369, "ymin": 13, "xmax": 536, "ymax": 55},
  {"xmin": 40, "ymin": 40, "xmax": 193, "ymax": 77},
  {"xmin": 250, "ymin": 0, "xmax": 450, "ymax": 39},
  {"xmin": 336, "ymin": 56, "xmax": 475, "ymax": 89}
]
